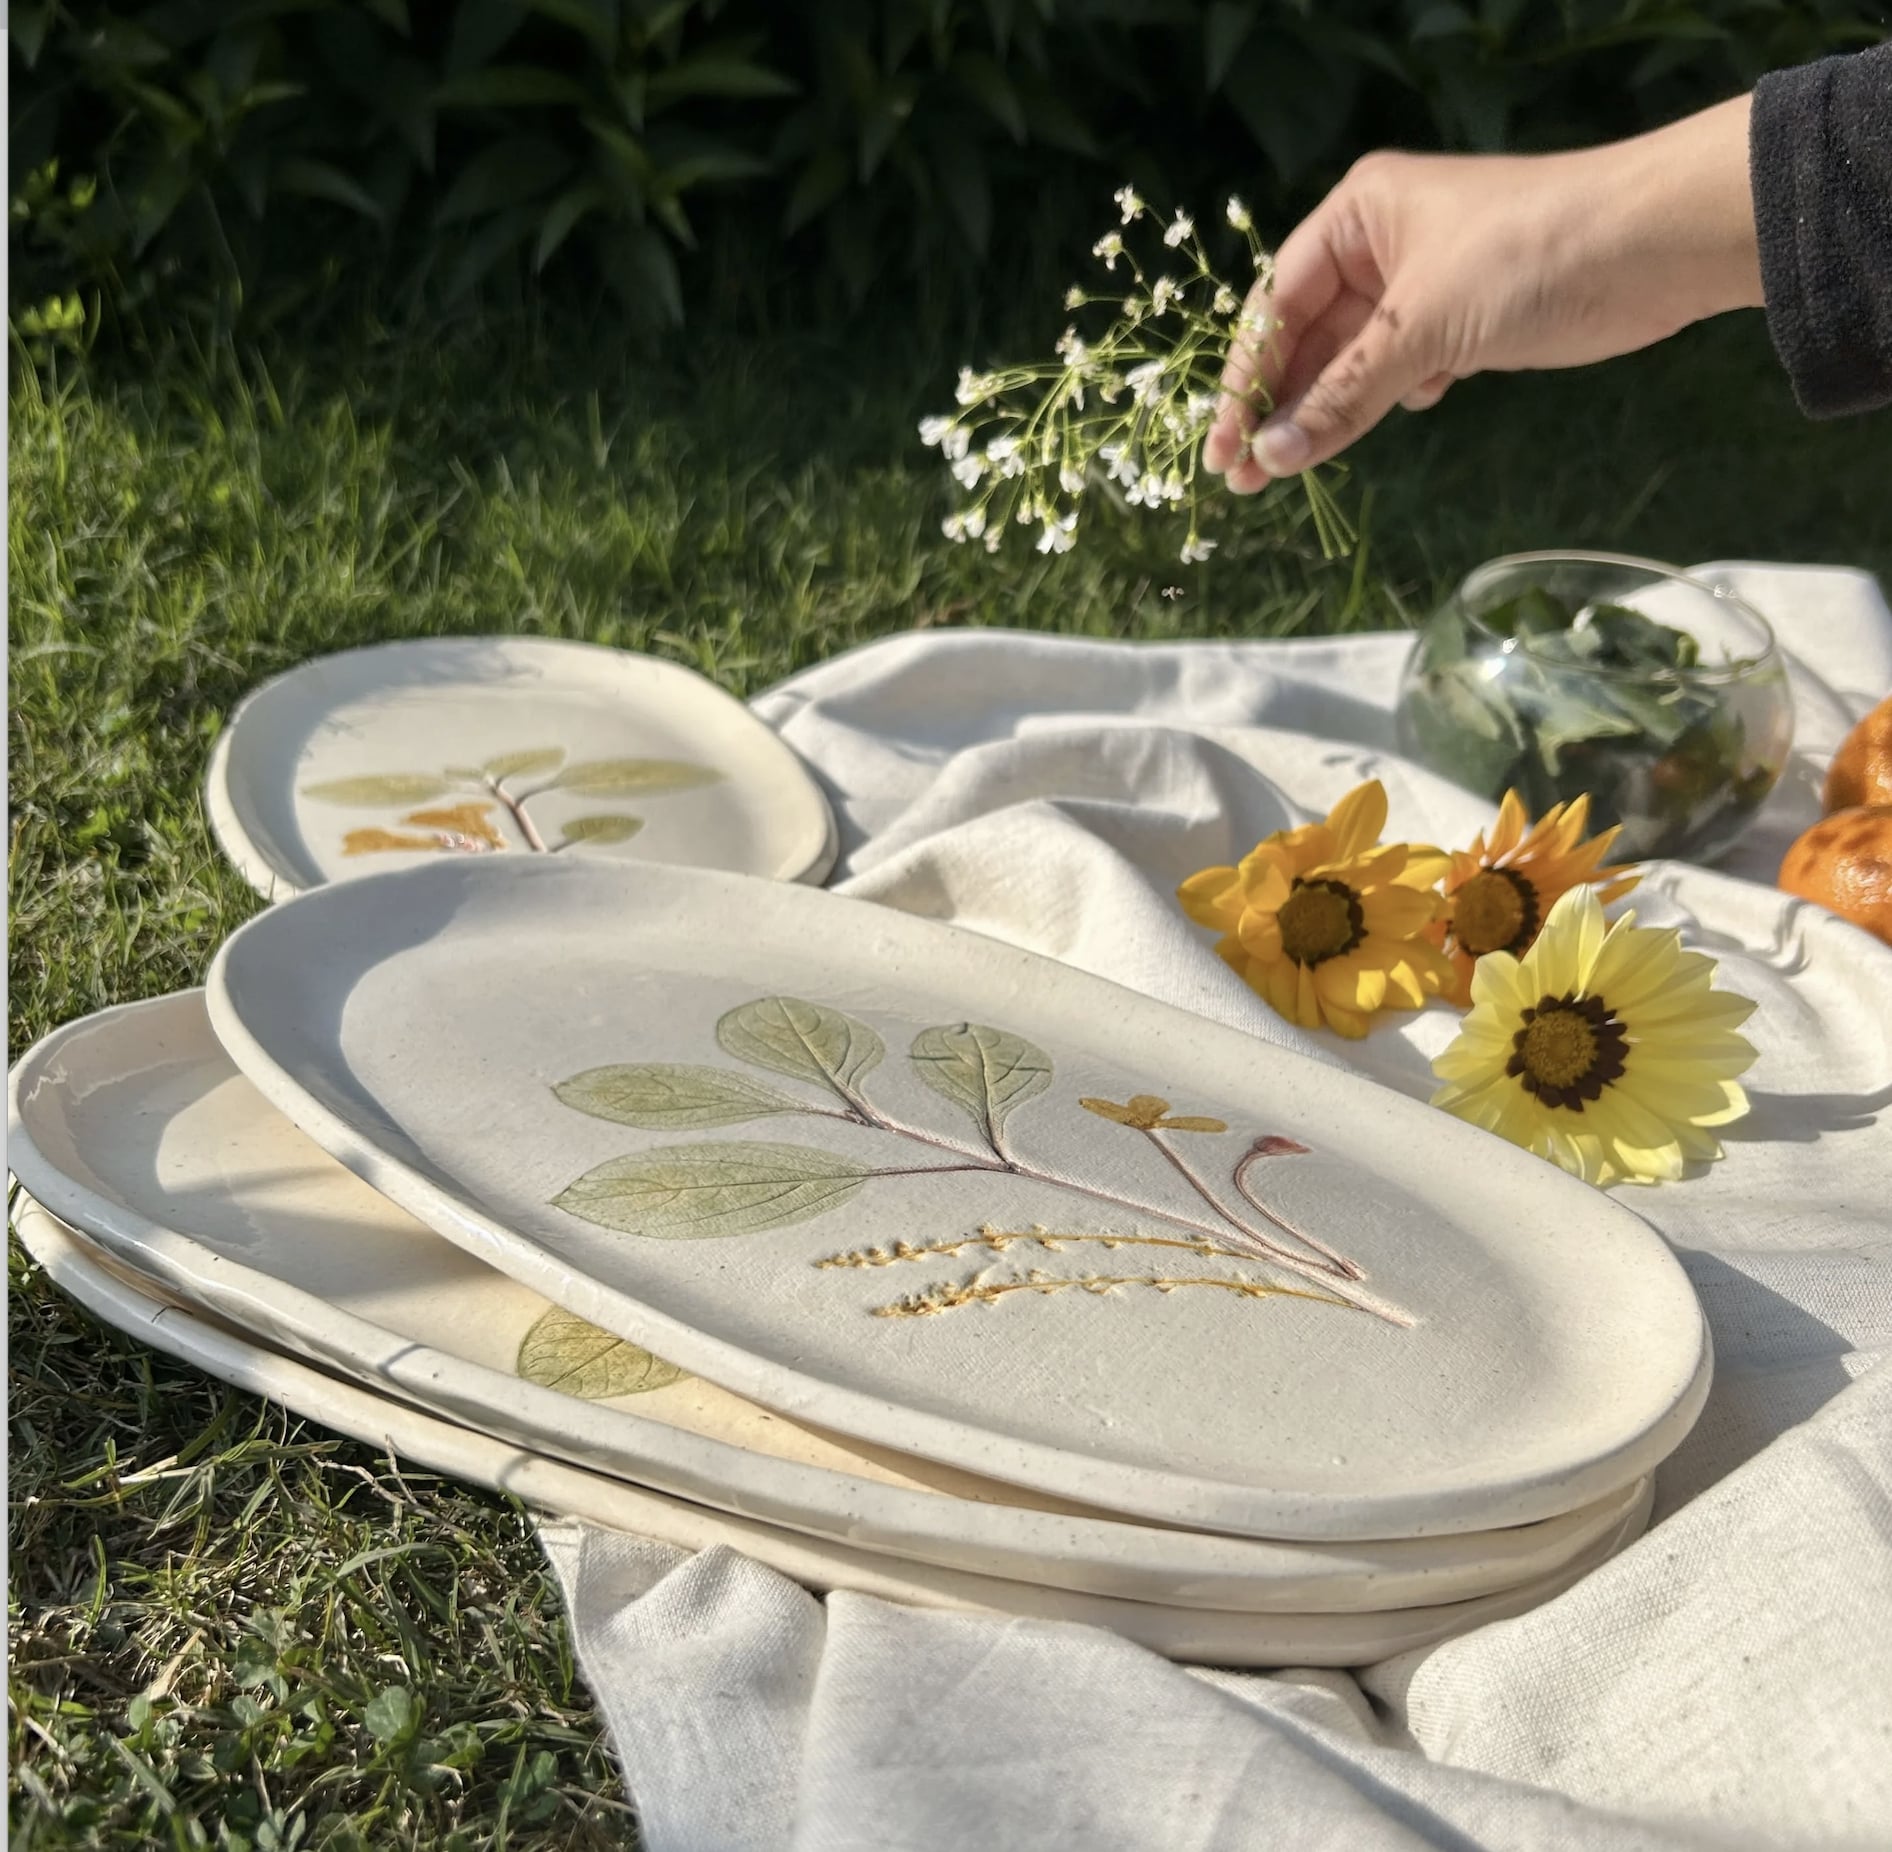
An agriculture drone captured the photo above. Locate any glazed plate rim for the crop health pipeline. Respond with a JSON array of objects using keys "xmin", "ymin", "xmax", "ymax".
[
  {"xmin": 204, "ymin": 856, "xmax": 1713, "ymax": 1541},
  {"xmin": 7, "ymin": 990, "xmax": 1656, "ymax": 1613},
  {"xmin": 202, "ymin": 634, "xmax": 839, "ymax": 899},
  {"xmin": 10, "ymin": 1193, "xmax": 1655, "ymax": 1668}
]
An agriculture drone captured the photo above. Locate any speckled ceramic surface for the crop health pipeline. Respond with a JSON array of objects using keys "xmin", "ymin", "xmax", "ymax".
[
  {"xmin": 11, "ymin": 1196, "xmax": 1654, "ymax": 1668},
  {"xmin": 204, "ymin": 637, "xmax": 837, "ymax": 898},
  {"xmin": 7, "ymin": 992, "xmax": 1656, "ymax": 1612},
  {"xmin": 206, "ymin": 856, "xmax": 1712, "ymax": 1542}
]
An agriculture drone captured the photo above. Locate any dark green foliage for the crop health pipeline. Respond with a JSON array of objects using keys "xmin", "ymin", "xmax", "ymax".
[
  {"xmin": 9, "ymin": 0, "xmax": 795, "ymax": 330},
  {"xmin": 12, "ymin": 0, "xmax": 1888, "ymax": 331}
]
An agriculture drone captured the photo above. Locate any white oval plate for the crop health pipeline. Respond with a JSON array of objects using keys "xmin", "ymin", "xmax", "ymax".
[
  {"xmin": 207, "ymin": 857, "xmax": 1712, "ymax": 1542},
  {"xmin": 8, "ymin": 992, "xmax": 1650, "ymax": 1614},
  {"xmin": 204, "ymin": 637, "xmax": 836, "ymax": 898},
  {"xmin": 12, "ymin": 1196, "xmax": 1652, "ymax": 1668}
]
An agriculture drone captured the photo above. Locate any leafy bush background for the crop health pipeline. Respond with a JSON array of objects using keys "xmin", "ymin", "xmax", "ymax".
[{"xmin": 11, "ymin": 0, "xmax": 1890, "ymax": 333}]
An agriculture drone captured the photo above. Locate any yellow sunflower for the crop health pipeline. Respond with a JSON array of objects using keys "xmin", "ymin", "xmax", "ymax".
[
  {"xmin": 1178, "ymin": 780, "xmax": 1454, "ymax": 1039},
  {"xmin": 1433, "ymin": 790, "xmax": 1639, "ymax": 1006},
  {"xmin": 1430, "ymin": 886, "xmax": 1757, "ymax": 1185}
]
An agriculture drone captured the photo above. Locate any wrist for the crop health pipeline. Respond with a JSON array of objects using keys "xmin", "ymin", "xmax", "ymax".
[{"xmin": 1613, "ymin": 94, "xmax": 1765, "ymax": 322}]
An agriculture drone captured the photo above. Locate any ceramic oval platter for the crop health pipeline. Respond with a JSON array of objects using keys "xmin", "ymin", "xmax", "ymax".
[
  {"xmin": 6, "ymin": 993, "xmax": 1652, "ymax": 1614},
  {"xmin": 206, "ymin": 856, "xmax": 1711, "ymax": 1542},
  {"xmin": 204, "ymin": 637, "xmax": 836, "ymax": 899},
  {"xmin": 12, "ymin": 1196, "xmax": 1651, "ymax": 1668}
]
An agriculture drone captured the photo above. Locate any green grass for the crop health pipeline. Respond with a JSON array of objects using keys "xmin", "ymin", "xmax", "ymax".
[{"xmin": 9, "ymin": 299, "xmax": 1889, "ymax": 1848}]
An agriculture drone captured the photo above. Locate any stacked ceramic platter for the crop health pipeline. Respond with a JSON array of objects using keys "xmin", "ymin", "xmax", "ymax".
[
  {"xmin": 9, "ymin": 641, "xmax": 1713, "ymax": 1668},
  {"xmin": 202, "ymin": 636, "xmax": 838, "ymax": 897}
]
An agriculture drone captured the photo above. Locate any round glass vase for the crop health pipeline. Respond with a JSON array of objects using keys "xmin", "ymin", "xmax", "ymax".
[{"xmin": 1394, "ymin": 552, "xmax": 1793, "ymax": 863}]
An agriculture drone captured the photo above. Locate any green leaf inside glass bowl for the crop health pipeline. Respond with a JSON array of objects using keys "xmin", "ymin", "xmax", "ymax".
[{"xmin": 1394, "ymin": 553, "xmax": 1794, "ymax": 863}]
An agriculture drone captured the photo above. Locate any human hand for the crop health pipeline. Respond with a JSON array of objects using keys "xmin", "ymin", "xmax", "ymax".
[{"xmin": 1204, "ymin": 94, "xmax": 1764, "ymax": 489}]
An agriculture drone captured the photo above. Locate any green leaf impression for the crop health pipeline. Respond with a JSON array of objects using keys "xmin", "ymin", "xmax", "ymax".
[
  {"xmin": 482, "ymin": 746, "xmax": 566, "ymax": 781},
  {"xmin": 560, "ymin": 813, "xmax": 644, "ymax": 844},
  {"xmin": 515, "ymin": 1305, "xmax": 687, "ymax": 1399},
  {"xmin": 911, "ymin": 1023, "xmax": 1053, "ymax": 1144},
  {"xmin": 300, "ymin": 773, "xmax": 454, "ymax": 806},
  {"xmin": 551, "ymin": 758, "xmax": 723, "ymax": 796},
  {"xmin": 554, "ymin": 1141, "xmax": 869, "ymax": 1238},
  {"xmin": 554, "ymin": 1063, "xmax": 804, "ymax": 1130},
  {"xmin": 717, "ymin": 996, "xmax": 884, "ymax": 1099}
]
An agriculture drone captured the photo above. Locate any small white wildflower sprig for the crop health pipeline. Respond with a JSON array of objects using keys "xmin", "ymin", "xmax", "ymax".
[{"xmin": 920, "ymin": 188, "xmax": 1355, "ymax": 566}]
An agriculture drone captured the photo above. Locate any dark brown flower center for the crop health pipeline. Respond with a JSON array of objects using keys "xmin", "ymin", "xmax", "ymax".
[
  {"xmin": 1453, "ymin": 866, "xmax": 1539, "ymax": 958},
  {"xmin": 1277, "ymin": 877, "xmax": 1365, "ymax": 966},
  {"xmin": 1505, "ymin": 991, "xmax": 1628, "ymax": 1111}
]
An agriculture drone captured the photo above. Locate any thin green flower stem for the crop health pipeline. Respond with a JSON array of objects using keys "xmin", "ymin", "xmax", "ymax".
[{"xmin": 940, "ymin": 217, "xmax": 1351, "ymax": 558}]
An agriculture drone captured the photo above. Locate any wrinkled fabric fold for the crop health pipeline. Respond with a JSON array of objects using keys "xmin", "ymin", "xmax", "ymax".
[{"xmin": 542, "ymin": 562, "xmax": 1892, "ymax": 1851}]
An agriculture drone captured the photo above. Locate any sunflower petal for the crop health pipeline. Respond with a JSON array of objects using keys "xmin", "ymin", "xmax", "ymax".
[
  {"xmin": 1237, "ymin": 909, "xmax": 1284, "ymax": 960},
  {"xmin": 1213, "ymin": 937, "xmax": 1253, "ymax": 982},
  {"xmin": 1489, "ymin": 789, "xmax": 1528, "ymax": 857},
  {"xmin": 1178, "ymin": 864, "xmax": 1242, "ymax": 929},
  {"xmin": 1395, "ymin": 847, "xmax": 1454, "ymax": 888},
  {"xmin": 1467, "ymin": 950, "xmax": 1527, "ymax": 1014},
  {"xmin": 1322, "ymin": 999, "xmax": 1371, "ymax": 1039},
  {"xmin": 1432, "ymin": 1043, "xmax": 1503, "ymax": 1083},
  {"xmin": 1263, "ymin": 956, "xmax": 1301, "ymax": 1023},
  {"xmin": 1241, "ymin": 858, "xmax": 1294, "ymax": 913},
  {"xmin": 1428, "ymin": 871, "xmax": 1759, "ymax": 1184},
  {"xmin": 1324, "ymin": 780, "xmax": 1388, "ymax": 860},
  {"xmin": 1586, "ymin": 1092, "xmax": 1687, "ymax": 1183},
  {"xmin": 1353, "ymin": 962, "xmax": 1390, "ymax": 1012},
  {"xmin": 1364, "ymin": 885, "xmax": 1441, "ymax": 937}
]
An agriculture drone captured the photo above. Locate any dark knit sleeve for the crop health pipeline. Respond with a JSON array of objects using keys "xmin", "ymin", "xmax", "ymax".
[{"xmin": 1750, "ymin": 42, "xmax": 1892, "ymax": 417}]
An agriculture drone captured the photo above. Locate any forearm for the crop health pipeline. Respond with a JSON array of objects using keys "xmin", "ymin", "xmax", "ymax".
[
  {"xmin": 1609, "ymin": 94, "xmax": 1765, "ymax": 329},
  {"xmin": 1205, "ymin": 51, "xmax": 1889, "ymax": 481}
]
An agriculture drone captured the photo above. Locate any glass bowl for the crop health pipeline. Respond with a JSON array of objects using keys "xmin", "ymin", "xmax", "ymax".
[{"xmin": 1394, "ymin": 551, "xmax": 1794, "ymax": 863}]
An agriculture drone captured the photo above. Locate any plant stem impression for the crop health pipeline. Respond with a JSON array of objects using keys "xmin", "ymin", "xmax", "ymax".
[{"xmin": 552, "ymin": 997, "xmax": 1414, "ymax": 1328}]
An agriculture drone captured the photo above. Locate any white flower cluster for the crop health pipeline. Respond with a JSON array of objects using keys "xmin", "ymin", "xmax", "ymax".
[
  {"xmin": 917, "ymin": 414, "xmax": 970, "ymax": 460},
  {"xmin": 954, "ymin": 366, "xmax": 1006, "ymax": 406},
  {"xmin": 1124, "ymin": 469, "xmax": 1185, "ymax": 510},
  {"xmin": 941, "ymin": 506, "xmax": 988, "ymax": 544},
  {"xmin": 919, "ymin": 187, "xmax": 1352, "ymax": 569},
  {"xmin": 1035, "ymin": 509, "xmax": 1078, "ymax": 554}
]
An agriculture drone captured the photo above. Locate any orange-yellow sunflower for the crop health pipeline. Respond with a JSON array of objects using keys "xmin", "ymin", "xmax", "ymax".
[
  {"xmin": 1178, "ymin": 780, "xmax": 1454, "ymax": 1038},
  {"xmin": 1432, "ymin": 790, "xmax": 1639, "ymax": 1006}
]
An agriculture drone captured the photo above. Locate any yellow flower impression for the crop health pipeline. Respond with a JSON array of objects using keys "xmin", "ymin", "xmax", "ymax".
[
  {"xmin": 1431, "ymin": 886, "xmax": 1757, "ymax": 1185},
  {"xmin": 1434, "ymin": 790, "xmax": 1639, "ymax": 1006},
  {"xmin": 1179, "ymin": 780, "xmax": 1453, "ymax": 1038}
]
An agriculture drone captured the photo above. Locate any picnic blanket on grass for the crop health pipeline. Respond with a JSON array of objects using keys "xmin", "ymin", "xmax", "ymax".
[{"xmin": 539, "ymin": 562, "xmax": 1892, "ymax": 1851}]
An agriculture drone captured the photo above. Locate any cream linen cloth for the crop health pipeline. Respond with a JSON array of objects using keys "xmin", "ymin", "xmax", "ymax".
[{"xmin": 539, "ymin": 562, "xmax": 1892, "ymax": 1851}]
